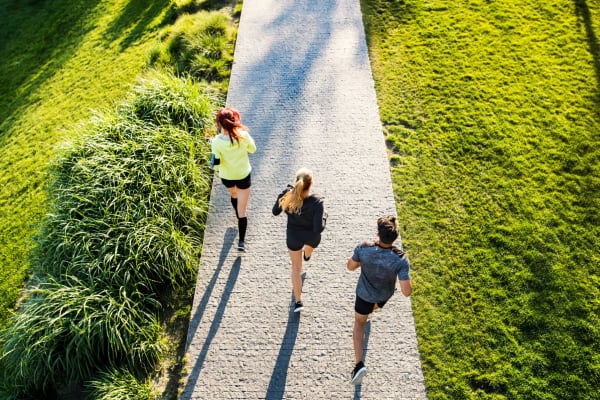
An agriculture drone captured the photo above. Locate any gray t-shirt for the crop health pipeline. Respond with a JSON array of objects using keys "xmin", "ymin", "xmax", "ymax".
[{"xmin": 352, "ymin": 241, "xmax": 410, "ymax": 303}]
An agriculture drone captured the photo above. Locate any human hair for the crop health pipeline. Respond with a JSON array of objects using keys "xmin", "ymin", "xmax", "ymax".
[
  {"xmin": 377, "ymin": 215, "xmax": 399, "ymax": 244},
  {"xmin": 279, "ymin": 168, "xmax": 313, "ymax": 214},
  {"xmin": 216, "ymin": 107, "xmax": 248, "ymax": 145}
]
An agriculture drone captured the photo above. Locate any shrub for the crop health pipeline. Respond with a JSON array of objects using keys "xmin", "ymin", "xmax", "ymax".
[
  {"xmin": 34, "ymin": 119, "xmax": 211, "ymax": 291},
  {"xmin": 122, "ymin": 71, "xmax": 219, "ymax": 130}
]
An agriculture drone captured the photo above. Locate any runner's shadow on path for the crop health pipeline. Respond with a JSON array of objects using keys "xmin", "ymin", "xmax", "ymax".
[
  {"xmin": 183, "ymin": 229, "xmax": 240, "ymax": 397},
  {"xmin": 353, "ymin": 320, "xmax": 371, "ymax": 400},
  {"xmin": 265, "ymin": 274, "xmax": 306, "ymax": 399},
  {"xmin": 186, "ymin": 227, "xmax": 236, "ymax": 346}
]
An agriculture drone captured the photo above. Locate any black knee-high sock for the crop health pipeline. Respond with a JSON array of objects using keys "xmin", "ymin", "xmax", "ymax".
[
  {"xmin": 238, "ymin": 217, "xmax": 247, "ymax": 242},
  {"xmin": 230, "ymin": 197, "xmax": 239, "ymax": 219}
]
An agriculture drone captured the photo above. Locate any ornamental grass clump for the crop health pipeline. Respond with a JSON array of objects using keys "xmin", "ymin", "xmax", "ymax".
[
  {"xmin": 0, "ymin": 278, "xmax": 162, "ymax": 393},
  {"xmin": 122, "ymin": 71, "xmax": 217, "ymax": 130},
  {"xmin": 35, "ymin": 120, "xmax": 210, "ymax": 290},
  {"xmin": 148, "ymin": 11, "xmax": 234, "ymax": 85},
  {"xmin": 87, "ymin": 369, "xmax": 155, "ymax": 400},
  {"xmin": 0, "ymin": 72, "xmax": 218, "ymax": 397}
]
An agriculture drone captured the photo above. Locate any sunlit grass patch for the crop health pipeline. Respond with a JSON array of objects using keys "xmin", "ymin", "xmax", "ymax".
[
  {"xmin": 362, "ymin": 0, "xmax": 600, "ymax": 398},
  {"xmin": 148, "ymin": 11, "xmax": 236, "ymax": 91}
]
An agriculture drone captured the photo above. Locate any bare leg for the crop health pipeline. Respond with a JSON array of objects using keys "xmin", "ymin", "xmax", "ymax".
[
  {"xmin": 353, "ymin": 312, "xmax": 369, "ymax": 364},
  {"xmin": 227, "ymin": 186, "xmax": 238, "ymax": 199},
  {"xmin": 288, "ymin": 249, "xmax": 303, "ymax": 302},
  {"xmin": 231, "ymin": 187, "xmax": 250, "ymax": 244},
  {"xmin": 235, "ymin": 187, "xmax": 251, "ymax": 218},
  {"xmin": 303, "ymin": 244, "xmax": 314, "ymax": 260}
]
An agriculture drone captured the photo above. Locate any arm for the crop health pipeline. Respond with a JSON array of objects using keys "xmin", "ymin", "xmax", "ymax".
[
  {"xmin": 347, "ymin": 257, "xmax": 360, "ymax": 271},
  {"xmin": 347, "ymin": 244, "xmax": 363, "ymax": 271},
  {"xmin": 210, "ymin": 140, "xmax": 221, "ymax": 169},
  {"xmin": 272, "ymin": 186, "xmax": 291, "ymax": 216},
  {"xmin": 398, "ymin": 279, "xmax": 412, "ymax": 297},
  {"xmin": 396, "ymin": 254, "xmax": 412, "ymax": 296},
  {"xmin": 272, "ymin": 196, "xmax": 283, "ymax": 216},
  {"xmin": 312, "ymin": 200, "xmax": 326, "ymax": 233},
  {"xmin": 243, "ymin": 131, "xmax": 257, "ymax": 153}
]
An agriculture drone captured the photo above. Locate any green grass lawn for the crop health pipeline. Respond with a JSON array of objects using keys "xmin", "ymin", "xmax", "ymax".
[
  {"xmin": 0, "ymin": 0, "xmax": 175, "ymax": 329},
  {"xmin": 361, "ymin": 0, "xmax": 599, "ymax": 399}
]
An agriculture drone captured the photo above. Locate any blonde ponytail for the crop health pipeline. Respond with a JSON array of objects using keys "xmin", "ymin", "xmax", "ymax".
[{"xmin": 279, "ymin": 168, "xmax": 313, "ymax": 214}]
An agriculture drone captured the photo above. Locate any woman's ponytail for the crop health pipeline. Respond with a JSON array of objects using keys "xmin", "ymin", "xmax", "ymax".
[{"xmin": 279, "ymin": 168, "xmax": 313, "ymax": 214}]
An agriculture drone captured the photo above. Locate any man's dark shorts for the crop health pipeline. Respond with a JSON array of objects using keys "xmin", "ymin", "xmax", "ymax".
[
  {"xmin": 355, "ymin": 295, "xmax": 388, "ymax": 315},
  {"xmin": 286, "ymin": 229, "xmax": 321, "ymax": 251},
  {"xmin": 221, "ymin": 173, "xmax": 251, "ymax": 189}
]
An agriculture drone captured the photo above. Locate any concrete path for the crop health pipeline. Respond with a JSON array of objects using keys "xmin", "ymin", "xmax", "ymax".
[{"xmin": 181, "ymin": 1, "xmax": 427, "ymax": 398}]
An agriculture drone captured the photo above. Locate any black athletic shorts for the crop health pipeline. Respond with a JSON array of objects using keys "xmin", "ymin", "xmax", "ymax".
[
  {"xmin": 221, "ymin": 173, "xmax": 251, "ymax": 189},
  {"xmin": 286, "ymin": 229, "xmax": 321, "ymax": 251},
  {"xmin": 355, "ymin": 295, "xmax": 388, "ymax": 316}
]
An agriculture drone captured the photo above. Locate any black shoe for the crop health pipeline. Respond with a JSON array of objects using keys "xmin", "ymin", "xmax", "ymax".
[
  {"xmin": 351, "ymin": 361, "xmax": 367, "ymax": 385},
  {"xmin": 237, "ymin": 240, "xmax": 245, "ymax": 251},
  {"xmin": 303, "ymin": 251, "xmax": 311, "ymax": 261},
  {"xmin": 294, "ymin": 301, "xmax": 304, "ymax": 313}
]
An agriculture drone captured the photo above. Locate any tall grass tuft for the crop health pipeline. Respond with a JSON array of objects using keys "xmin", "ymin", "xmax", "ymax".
[
  {"xmin": 34, "ymin": 119, "xmax": 211, "ymax": 290},
  {"xmin": 87, "ymin": 369, "xmax": 156, "ymax": 400},
  {"xmin": 0, "ymin": 277, "xmax": 163, "ymax": 394},
  {"xmin": 122, "ymin": 71, "xmax": 219, "ymax": 131},
  {"xmin": 148, "ymin": 12, "xmax": 235, "ymax": 88}
]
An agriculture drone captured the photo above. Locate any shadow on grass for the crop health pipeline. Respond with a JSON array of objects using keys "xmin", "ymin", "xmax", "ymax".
[
  {"xmin": 198, "ymin": 0, "xmax": 239, "ymax": 11},
  {"xmin": 574, "ymin": 0, "xmax": 600, "ymax": 104},
  {"xmin": 360, "ymin": 0, "xmax": 417, "ymax": 49},
  {"xmin": 101, "ymin": 0, "xmax": 170, "ymax": 50}
]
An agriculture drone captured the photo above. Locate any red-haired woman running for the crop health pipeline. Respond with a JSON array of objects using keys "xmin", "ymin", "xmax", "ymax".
[{"xmin": 211, "ymin": 107, "xmax": 256, "ymax": 251}]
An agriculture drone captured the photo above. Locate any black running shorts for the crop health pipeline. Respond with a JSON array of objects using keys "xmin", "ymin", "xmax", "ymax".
[
  {"xmin": 221, "ymin": 173, "xmax": 251, "ymax": 189},
  {"xmin": 286, "ymin": 229, "xmax": 321, "ymax": 251},
  {"xmin": 354, "ymin": 295, "xmax": 388, "ymax": 315}
]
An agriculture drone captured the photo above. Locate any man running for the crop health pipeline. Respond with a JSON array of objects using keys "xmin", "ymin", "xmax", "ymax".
[{"xmin": 347, "ymin": 215, "xmax": 413, "ymax": 385}]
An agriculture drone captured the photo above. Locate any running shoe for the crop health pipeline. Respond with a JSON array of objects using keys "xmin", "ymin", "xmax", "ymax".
[
  {"xmin": 294, "ymin": 301, "xmax": 304, "ymax": 313},
  {"xmin": 351, "ymin": 361, "xmax": 367, "ymax": 385}
]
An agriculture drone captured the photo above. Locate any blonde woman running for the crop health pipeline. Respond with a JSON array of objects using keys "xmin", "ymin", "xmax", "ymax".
[{"xmin": 272, "ymin": 168, "xmax": 327, "ymax": 312}]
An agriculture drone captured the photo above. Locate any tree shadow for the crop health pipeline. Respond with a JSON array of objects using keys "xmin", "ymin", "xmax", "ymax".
[
  {"xmin": 353, "ymin": 320, "xmax": 371, "ymax": 400},
  {"xmin": 101, "ymin": 0, "xmax": 170, "ymax": 50},
  {"xmin": 574, "ymin": 0, "xmax": 600, "ymax": 99},
  {"xmin": 198, "ymin": 0, "xmax": 239, "ymax": 11},
  {"xmin": 226, "ymin": 0, "xmax": 345, "ymax": 185},
  {"xmin": 0, "ymin": 0, "xmax": 103, "ymax": 142}
]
